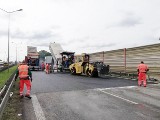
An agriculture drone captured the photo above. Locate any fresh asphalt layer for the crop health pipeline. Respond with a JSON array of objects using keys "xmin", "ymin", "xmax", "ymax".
[
  {"xmin": 22, "ymin": 71, "xmax": 160, "ymax": 120},
  {"xmin": 31, "ymin": 71, "xmax": 138, "ymax": 94}
]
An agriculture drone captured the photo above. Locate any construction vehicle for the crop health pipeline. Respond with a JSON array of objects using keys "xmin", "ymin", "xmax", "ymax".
[
  {"xmin": 69, "ymin": 53, "xmax": 109, "ymax": 77},
  {"xmin": 25, "ymin": 46, "xmax": 40, "ymax": 70},
  {"xmin": 49, "ymin": 42, "xmax": 75, "ymax": 72},
  {"xmin": 92, "ymin": 61, "xmax": 110, "ymax": 77},
  {"xmin": 44, "ymin": 56, "xmax": 54, "ymax": 73},
  {"xmin": 49, "ymin": 42, "xmax": 64, "ymax": 71},
  {"xmin": 59, "ymin": 51, "xmax": 75, "ymax": 72}
]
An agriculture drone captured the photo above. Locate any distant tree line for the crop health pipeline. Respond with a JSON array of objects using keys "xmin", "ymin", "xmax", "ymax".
[{"xmin": 38, "ymin": 50, "xmax": 51, "ymax": 59}]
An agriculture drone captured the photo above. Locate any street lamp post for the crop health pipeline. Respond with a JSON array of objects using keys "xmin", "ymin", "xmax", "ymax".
[
  {"xmin": 12, "ymin": 42, "xmax": 17, "ymax": 64},
  {"xmin": 0, "ymin": 8, "xmax": 22, "ymax": 72}
]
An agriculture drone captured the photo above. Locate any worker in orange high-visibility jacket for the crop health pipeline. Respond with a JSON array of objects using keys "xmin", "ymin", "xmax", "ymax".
[
  {"xmin": 15, "ymin": 60, "xmax": 32, "ymax": 99},
  {"xmin": 45, "ymin": 63, "xmax": 49, "ymax": 74},
  {"xmin": 137, "ymin": 61, "xmax": 149, "ymax": 87}
]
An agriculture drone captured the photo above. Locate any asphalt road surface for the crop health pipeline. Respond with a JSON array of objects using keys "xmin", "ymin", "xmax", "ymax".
[{"xmin": 22, "ymin": 71, "xmax": 160, "ymax": 120}]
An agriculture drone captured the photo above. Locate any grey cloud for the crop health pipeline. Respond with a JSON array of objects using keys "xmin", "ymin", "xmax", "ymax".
[
  {"xmin": 120, "ymin": 11, "xmax": 142, "ymax": 27},
  {"xmin": 81, "ymin": 43, "xmax": 116, "ymax": 49},
  {"xmin": 118, "ymin": 16, "xmax": 141, "ymax": 27},
  {"xmin": 60, "ymin": 36, "xmax": 90, "ymax": 46},
  {"xmin": 11, "ymin": 29, "xmax": 59, "ymax": 40},
  {"xmin": 69, "ymin": 37, "xmax": 90, "ymax": 43},
  {"xmin": 106, "ymin": 12, "xmax": 141, "ymax": 29},
  {"xmin": 33, "ymin": 42, "xmax": 49, "ymax": 47},
  {"xmin": 30, "ymin": 31, "xmax": 53, "ymax": 39}
]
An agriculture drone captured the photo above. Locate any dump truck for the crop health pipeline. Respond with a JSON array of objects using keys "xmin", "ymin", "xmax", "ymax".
[
  {"xmin": 49, "ymin": 42, "xmax": 64, "ymax": 68},
  {"xmin": 25, "ymin": 46, "xmax": 40, "ymax": 70},
  {"xmin": 49, "ymin": 42, "xmax": 75, "ymax": 72}
]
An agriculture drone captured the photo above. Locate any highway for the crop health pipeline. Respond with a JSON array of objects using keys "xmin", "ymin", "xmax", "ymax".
[{"xmin": 22, "ymin": 71, "xmax": 160, "ymax": 120}]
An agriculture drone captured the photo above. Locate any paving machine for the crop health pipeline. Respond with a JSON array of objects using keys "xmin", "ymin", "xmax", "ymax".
[
  {"xmin": 59, "ymin": 51, "xmax": 75, "ymax": 72},
  {"xmin": 69, "ymin": 53, "xmax": 109, "ymax": 77},
  {"xmin": 91, "ymin": 61, "xmax": 110, "ymax": 77}
]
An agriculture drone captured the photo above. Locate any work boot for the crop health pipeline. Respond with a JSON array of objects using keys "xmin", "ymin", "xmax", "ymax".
[
  {"xmin": 20, "ymin": 95, "xmax": 24, "ymax": 99},
  {"xmin": 25, "ymin": 94, "xmax": 32, "ymax": 99}
]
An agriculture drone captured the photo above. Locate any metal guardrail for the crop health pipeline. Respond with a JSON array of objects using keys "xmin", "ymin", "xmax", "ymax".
[
  {"xmin": 0, "ymin": 65, "xmax": 15, "ymax": 72},
  {"xmin": 0, "ymin": 85, "xmax": 6, "ymax": 97},
  {"xmin": 0, "ymin": 72, "xmax": 16, "ymax": 119},
  {"xmin": 0, "ymin": 66, "xmax": 8, "ymax": 72}
]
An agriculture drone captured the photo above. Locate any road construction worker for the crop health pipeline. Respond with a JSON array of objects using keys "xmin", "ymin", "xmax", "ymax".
[
  {"xmin": 137, "ymin": 61, "xmax": 149, "ymax": 87},
  {"xmin": 41, "ymin": 62, "xmax": 45, "ymax": 71},
  {"xmin": 49, "ymin": 64, "xmax": 52, "ymax": 73},
  {"xmin": 15, "ymin": 60, "xmax": 32, "ymax": 99},
  {"xmin": 46, "ymin": 63, "xmax": 49, "ymax": 74},
  {"xmin": 84, "ymin": 55, "xmax": 89, "ymax": 62}
]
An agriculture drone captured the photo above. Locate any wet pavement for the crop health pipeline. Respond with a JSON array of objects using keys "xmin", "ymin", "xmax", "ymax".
[{"xmin": 22, "ymin": 71, "xmax": 160, "ymax": 120}]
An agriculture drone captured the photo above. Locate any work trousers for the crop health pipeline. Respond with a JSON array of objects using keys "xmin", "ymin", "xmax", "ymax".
[
  {"xmin": 46, "ymin": 68, "xmax": 49, "ymax": 74},
  {"xmin": 19, "ymin": 80, "xmax": 31, "ymax": 96},
  {"xmin": 138, "ymin": 72, "xmax": 147, "ymax": 87}
]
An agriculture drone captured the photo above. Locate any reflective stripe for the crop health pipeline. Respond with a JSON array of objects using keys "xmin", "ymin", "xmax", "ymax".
[
  {"xmin": 19, "ymin": 75, "xmax": 29, "ymax": 79},
  {"xmin": 19, "ymin": 70, "xmax": 28, "ymax": 72},
  {"xmin": 26, "ymin": 90, "xmax": 30, "ymax": 95}
]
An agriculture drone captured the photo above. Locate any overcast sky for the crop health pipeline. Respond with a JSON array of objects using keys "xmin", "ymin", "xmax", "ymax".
[{"xmin": 0, "ymin": 0, "xmax": 160, "ymax": 61}]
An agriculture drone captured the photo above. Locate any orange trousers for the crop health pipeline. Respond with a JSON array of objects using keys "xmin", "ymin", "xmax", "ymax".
[
  {"xmin": 19, "ymin": 80, "xmax": 31, "ymax": 96},
  {"xmin": 138, "ymin": 72, "xmax": 147, "ymax": 87},
  {"xmin": 46, "ymin": 68, "xmax": 49, "ymax": 74}
]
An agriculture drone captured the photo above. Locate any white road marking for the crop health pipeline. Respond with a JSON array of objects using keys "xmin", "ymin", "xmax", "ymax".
[
  {"xmin": 96, "ymin": 86, "xmax": 138, "ymax": 105},
  {"xmin": 96, "ymin": 86, "xmax": 136, "ymax": 91},
  {"xmin": 31, "ymin": 95, "xmax": 46, "ymax": 120}
]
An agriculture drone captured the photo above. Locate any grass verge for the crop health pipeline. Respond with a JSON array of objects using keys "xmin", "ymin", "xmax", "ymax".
[
  {"xmin": 0, "ymin": 66, "xmax": 17, "ymax": 88},
  {"xmin": 1, "ymin": 81, "xmax": 23, "ymax": 120}
]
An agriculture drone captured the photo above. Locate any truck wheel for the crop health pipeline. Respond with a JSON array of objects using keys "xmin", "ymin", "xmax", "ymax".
[
  {"xmin": 71, "ymin": 67, "xmax": 76, "ymax": 75},
  {"xmin": 98, "ymin": 72, "xmax": 101, "ymax": 77},
  {"xmin": 93, "ymin": 71, "xmax": 98, "ymax": 77}
]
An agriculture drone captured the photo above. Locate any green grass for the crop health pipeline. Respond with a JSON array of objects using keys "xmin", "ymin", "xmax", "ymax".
[
  {"xmin": 0, "ymin": 66, "xmax": 17, "ymax": 88},
  {"xmin": 0, "ymin": 66, "xmax": 22, "ymax": 120},
  {"xmin": 1, "ymin": 81, "xmax": 23, "ymax": 120}
]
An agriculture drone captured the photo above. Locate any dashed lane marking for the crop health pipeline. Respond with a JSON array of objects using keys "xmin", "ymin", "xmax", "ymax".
[{"xmin": 31, "ymin": 95, "xmax": 46, "ymax": 120}]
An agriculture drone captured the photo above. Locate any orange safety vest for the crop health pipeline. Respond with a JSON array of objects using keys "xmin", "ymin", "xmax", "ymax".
[
  {"xmin": 18, "ymin": 65, "xmax": 29, "ymax": 79},
  {"xmin": 46, "ymin": 64, "xmax": 49, "ymax": 70},
  {"xmin": 137, "ymin": 63, "xmax": 148, "ymax": 73}
]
